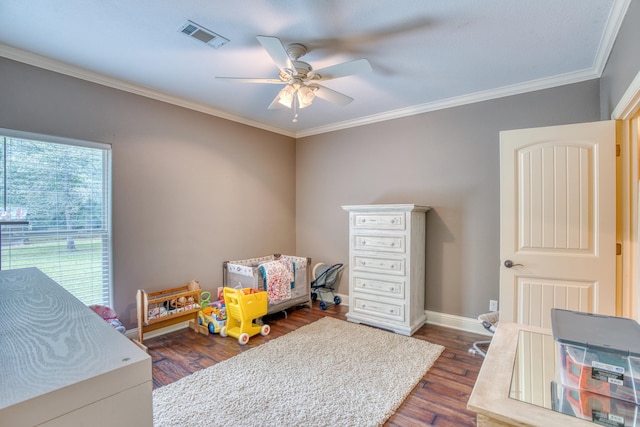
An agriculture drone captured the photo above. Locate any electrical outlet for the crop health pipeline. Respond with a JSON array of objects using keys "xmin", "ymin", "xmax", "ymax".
[{"xmin": 489, "ymin": 300, "xmax": 498, "ymax": 312}]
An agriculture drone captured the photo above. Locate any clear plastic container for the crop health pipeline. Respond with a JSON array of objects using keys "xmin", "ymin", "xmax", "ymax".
[
  {"xmin": 552, "ymin": 381, "xmax": 640, "ymax": 426},
  {"xmin": 551, "ymin": 309, "xmax": 640, "ymax": 404}
]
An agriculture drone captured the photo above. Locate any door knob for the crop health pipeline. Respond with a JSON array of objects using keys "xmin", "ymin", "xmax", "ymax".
[{"xmin": 504, "ymin": 260, "xmax": 523, "ymax": 268}]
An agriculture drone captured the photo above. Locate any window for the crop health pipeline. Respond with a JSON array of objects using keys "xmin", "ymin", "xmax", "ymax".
[{"xmin": 0, "ymin": 129, "xmax": 112, "ymax": 306}]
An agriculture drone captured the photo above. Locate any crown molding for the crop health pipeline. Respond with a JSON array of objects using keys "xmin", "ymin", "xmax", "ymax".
[
  {"xmin": 594, "ymin": 0, "xmax": 633, "ymax": 76},
  {"xmin": 296, "ymin": 69, "xmax": 600, "ymax": 138},
  {"xmin": 0, "ymin": 43, "xmax": 600, "ymax": 139},
  {"xmin": 0, "ymin": 43, "xmax": 296, "ymax": 138}
]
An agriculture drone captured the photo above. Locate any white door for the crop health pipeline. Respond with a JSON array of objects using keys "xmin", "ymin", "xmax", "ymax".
[{"xmin": 499, "ymin": 120, "xmax": 616, "ymax": 328}]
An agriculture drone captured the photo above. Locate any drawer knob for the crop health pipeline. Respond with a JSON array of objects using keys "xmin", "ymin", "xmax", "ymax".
[{"xmin": 390, "ymin": 242, "xmax": 395, "ymax": 247}]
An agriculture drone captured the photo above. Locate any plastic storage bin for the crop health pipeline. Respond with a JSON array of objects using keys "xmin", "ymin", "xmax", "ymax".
[
  {"xmin": 552, "ymin": 381, "xmax": 640, "ymax": 426},
  {"xmin": 551, "ymin": 308, "xmax": 640, "ymax": 404}
]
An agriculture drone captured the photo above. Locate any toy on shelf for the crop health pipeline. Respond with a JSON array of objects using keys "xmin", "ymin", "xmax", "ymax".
[
  {"xmin": 198, "ymin": 298, "xmax": 227, "ymax": 334},
  {"xmin": 220, "ymin": 287, "xmax": 270, "ymax": 345},
  {"xmin": 136, "ymin": 279, "xmax": 208, "ymax": 343}
]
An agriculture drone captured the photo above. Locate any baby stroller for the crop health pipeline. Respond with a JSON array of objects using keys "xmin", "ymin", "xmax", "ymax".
[{"xmin": 311, "ymin": 263, "xmax": 344, "ymax": 310}]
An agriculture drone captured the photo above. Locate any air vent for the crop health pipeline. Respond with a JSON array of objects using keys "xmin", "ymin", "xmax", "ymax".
[{"xmin": 179, "ymin": 20, "xmax": 229, "ymax": 48}]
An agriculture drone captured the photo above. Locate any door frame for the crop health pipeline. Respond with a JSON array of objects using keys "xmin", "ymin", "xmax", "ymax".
[{"xmin": 612, "ymin": 70, "xmax": 640, "ymax": 320}]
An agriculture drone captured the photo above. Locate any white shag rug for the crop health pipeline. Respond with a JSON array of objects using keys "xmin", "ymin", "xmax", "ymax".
[{"xmin": 153, "ymin": 317, "xmax": 444, "ymax": 427}]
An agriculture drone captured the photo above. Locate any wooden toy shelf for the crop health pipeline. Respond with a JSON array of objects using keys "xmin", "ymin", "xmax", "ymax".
[{"xmin": 136, "ymin": 280, "xmax": 208, "ymax": 343}]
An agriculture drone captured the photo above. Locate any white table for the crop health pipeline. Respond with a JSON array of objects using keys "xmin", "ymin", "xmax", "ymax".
[
  {"xmin": 0, "ymin": 267, "xmax": 152, "ymax": 426},
  {"xmin": 468, "ymin": 322, "xmax": 600, "ymax": 426}
]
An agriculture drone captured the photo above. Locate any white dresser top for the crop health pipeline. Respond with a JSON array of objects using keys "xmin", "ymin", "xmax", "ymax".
[
  {"xmin": 342, "ymin": 204, "xmax": 431, "ymax": 212},
  {"xmin": 0, "ymin": 267, "xmax": 149, "ymax": 411}
]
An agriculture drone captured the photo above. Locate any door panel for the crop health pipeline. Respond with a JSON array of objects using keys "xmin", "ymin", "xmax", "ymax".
[
  {"xmin": 500, "ymin": 120, "xmax": 616, "ymax": 328},
  {"xmin": 519, "ymin": 143, "xmax": 592, "ymax": 253},
  {"xmin": 516, "ymin": 277, "xmax": 595, "ymax": 328}
]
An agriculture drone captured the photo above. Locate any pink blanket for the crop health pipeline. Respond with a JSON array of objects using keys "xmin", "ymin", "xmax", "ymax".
[{"xmin": 259, "ymin": 259, "xmax": 293, "ymax": 304}]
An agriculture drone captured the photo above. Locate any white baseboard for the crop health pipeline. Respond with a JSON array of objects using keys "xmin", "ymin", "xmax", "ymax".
[
  {"xmin": 338, "ymin": 294, "xmax": 491, "ymax": 336},
  {"xmin": 125, "ymin": 297, "xmax": 492, "ymax": 341},
  {"xmin": 425, "ymin": 310, "xmax": 492, "ymax": 336},
  {"xmin": 125, "ymin": 321, "xmax": 190, "ymax": 341},
  {"xmin": 336, "ymin": 293, "xmax": 349, "ymax": 306}
]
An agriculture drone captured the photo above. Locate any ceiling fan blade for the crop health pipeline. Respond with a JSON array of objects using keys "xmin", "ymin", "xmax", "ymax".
[
  {"xmin": 256, "ymin": 35, "xmax": 297, "ymax": 76},
  {"xmin": 313, "ymin": 85, "xmax": 354, "ymax": 106},
  {"xmin": 267, "ymin": 94, "xmax": 285, "ymax": 110},
  {"xmin": 308, "ymin": 59, "xmax": 372, "ymax": 82},
  {"xmin": 215, "ymin": 77, "xmax": 285, "ymax": 84}
]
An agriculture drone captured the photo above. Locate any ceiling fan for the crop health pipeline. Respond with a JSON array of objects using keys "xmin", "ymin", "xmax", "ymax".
[{"xmin": 215, "ymin": 36, "xmax": 372, "ymax": 121}]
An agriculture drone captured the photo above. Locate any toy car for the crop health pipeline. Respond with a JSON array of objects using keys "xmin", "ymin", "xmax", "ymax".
[{"xmin": 197, "ymin": 301, "xmax": 227, "ymax": 334}]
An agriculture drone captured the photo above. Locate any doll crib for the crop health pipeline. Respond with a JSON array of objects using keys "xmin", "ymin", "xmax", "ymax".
[{"xmin": 136, "ymin": 279, "xmax": 207, "ymax": 343}]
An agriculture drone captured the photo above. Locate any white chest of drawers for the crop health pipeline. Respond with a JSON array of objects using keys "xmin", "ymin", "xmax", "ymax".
[{"xmin": 342, "ymin": 204, "xmax": 430, "ymax": 336}]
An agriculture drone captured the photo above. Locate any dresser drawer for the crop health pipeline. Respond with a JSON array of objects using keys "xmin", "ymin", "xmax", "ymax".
[
  {"xmin": 352, "ymin": 295, "xmax": 405, "ymax": 322},
  {"xmin": 352, "ymin": 213, "xmax": 405, "ymax": 230},
  {"xmin": 353, "ymin": 255, "xmax": 405, "ymax": 276},
  {"xmin": 353, "ymin": 234, "xmax": 405, "ymax": 253},
  {"xmin": 354, "ymin": 275, "xmax": 405, "ymax": 299}
]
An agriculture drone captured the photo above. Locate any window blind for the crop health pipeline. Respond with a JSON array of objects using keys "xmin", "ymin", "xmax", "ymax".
[{"xmin": 0, "ymin": 129, "xmax": 112, "ymax": 306}]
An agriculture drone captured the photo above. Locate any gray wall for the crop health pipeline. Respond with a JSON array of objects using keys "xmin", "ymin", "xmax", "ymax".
[
  {"xmin": 601, "ymin": 0, "xmax": 640, "ymax": 117},
  {"xmin": 296, "ymin": 0, "xmax": 640, "ymax": 321},
  {"xmin": 1, "ymin": 0, "xmax": 638, "ymax": 327},
  {"xmin": 296, "ymin": 80, "xmax": 601, "ymax": 319},
  {"xmin": 0, "ymin": 57, "xmax": 297, "ymax": 328}
]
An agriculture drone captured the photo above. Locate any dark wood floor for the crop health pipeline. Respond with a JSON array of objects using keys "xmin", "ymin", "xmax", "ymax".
[{"xmin": 146, "ymin": 302, "xmax": 486, "ymax": 426}]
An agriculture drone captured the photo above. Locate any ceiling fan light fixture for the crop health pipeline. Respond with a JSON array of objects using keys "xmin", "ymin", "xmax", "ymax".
[
  {"xmin": 276, "ymin": 84, "xmax": 296, "ymax": 108},
  {"xmin": 297, "ymin": 85, "xmax": 315, "ymax": 109}
]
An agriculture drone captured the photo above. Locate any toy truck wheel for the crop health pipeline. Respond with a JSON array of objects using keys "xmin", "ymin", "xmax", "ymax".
[
  {"xmin": 238, "ymin": 333, "xmax": 250, "ymax": 345},
  {"xmin": 208, "ymin": 322, "xmax": 215, "ymax": 334},
  {"xmin": 261, "ymin": 324, "xmax": 270, "ymax": 336},
  {"xmin": 219, "ymin": 326, "xmax": 227, "ymax": 337}
]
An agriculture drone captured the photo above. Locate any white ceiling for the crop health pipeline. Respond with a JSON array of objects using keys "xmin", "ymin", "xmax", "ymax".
[{"xmin": 0, "ymin": 1, "xmax": 631, "ymax": 137}]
